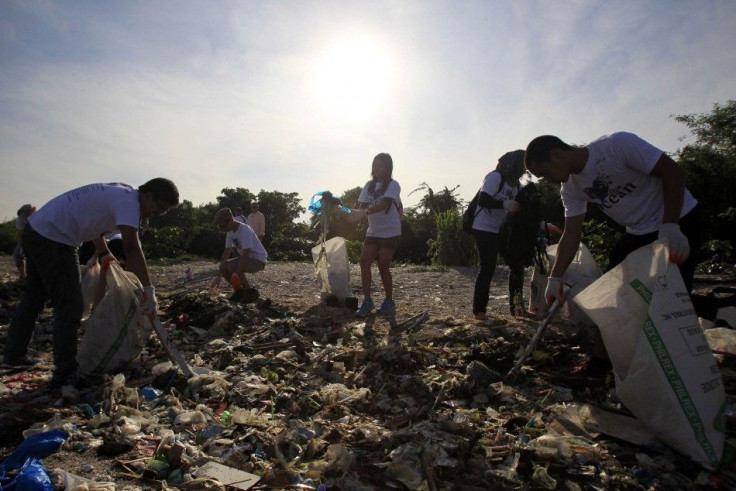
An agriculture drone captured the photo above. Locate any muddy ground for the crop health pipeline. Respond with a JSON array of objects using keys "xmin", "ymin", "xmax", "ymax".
[{"xmin": 0, "ymin": 254, "xmax": 735, "ymax": 490}]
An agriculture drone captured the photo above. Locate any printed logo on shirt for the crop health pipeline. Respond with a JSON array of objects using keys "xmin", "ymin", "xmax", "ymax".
[
  {"xmin": 584, "ymin": 159, "xmax": 637, "ymax": 209},
  {"xmin": 232, "ymin": 236, "xmax": 242, "ymax": 250}
]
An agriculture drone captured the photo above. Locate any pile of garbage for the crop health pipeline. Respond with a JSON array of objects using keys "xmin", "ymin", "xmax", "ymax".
[{"xmin": 2, "ymin": 277, "xmax": 736, "ymax": 490}]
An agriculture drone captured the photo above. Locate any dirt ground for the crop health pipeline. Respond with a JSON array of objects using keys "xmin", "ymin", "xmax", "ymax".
[{"xmin": 1, "ymin": 254, "xmax": 735, "ymax": 490}]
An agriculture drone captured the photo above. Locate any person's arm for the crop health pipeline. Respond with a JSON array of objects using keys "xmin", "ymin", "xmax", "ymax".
[
  {"xmin": 650, "ymin": 154, "xmax": 690, "ymax": 263},
  {"xmin": 549, "ymin": 214, "xmax": 585, "ymax": 278},
  {"xmin": 91, "ymin": 236, "xmax": 112, "ymax": 263},
  {"xmin": 220, "ymin": 247, "xmax": 233, "ymax": 266},
  {"xmin": 365, "ymin": 199, "xmax": 392, "ymax": 215},
  {"xmin": 649, "ymin": 154, "xmax": 686, "ymax": 225},
  {"xmin": 545, "ymin": 214, "xmax": 585, "ymax": 305},
  {"xmin": 119, "ymin": 225, "xmax": 152, "ymax": 287}
]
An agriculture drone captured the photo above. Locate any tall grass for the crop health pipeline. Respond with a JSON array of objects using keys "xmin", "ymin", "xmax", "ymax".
[{"xmin": 428, "ymin": 210, "xmax": 478, "ymax": 267}]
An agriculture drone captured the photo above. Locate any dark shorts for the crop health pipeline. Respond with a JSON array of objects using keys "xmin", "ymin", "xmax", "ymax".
[{"xmin": 364, "ymin": 235, "xmax": 400, "ymax": 251}]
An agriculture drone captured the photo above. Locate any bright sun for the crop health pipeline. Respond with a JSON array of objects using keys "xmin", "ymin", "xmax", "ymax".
[{"xmin": 310, "ymin": 34, "xmax": 394, "ymax": 123}]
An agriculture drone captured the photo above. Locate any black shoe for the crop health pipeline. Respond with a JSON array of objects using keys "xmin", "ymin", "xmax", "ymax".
[{"xmin": 2, "ymin": 355, "xmax": 41, "ymax": 368}]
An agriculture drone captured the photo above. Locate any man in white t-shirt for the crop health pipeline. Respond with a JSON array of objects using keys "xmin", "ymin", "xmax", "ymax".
[
  {"xmin": 3, "ymin": 178, "xmax": 179, "ymax": 389},
  {"xmin": 213, "ymin": 208, "xmax": 267, "ymax": 301},
  {"xmin": 525, "ymin": 132, "xmax": 701, "ymax": 305}
]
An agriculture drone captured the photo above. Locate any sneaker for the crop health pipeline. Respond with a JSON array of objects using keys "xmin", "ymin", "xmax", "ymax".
[
  {"xmin": 473, "ymin": 312, "xmax": 488, "ymax": 321},
  {"xmin": 356, "ymin": 299, "xmax": 375, "ymax": 317},
  {"xmin": 377, "ymin": 299, "xmax": 396, "ymax": 314}
]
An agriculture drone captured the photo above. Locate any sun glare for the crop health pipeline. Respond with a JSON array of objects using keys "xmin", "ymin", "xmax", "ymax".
[{"xmin": 310, "ymin": 34, "xmax": 394, "ymax": 123}]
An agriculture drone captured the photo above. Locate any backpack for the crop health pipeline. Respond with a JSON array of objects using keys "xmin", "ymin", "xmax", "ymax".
[
  {"xmin": 499, "ymin": 182, "xmax": 543, "ymax": 266},
  {"xmin": 462, "ymin": 171, "xmax": 506, "ymax": 234}
]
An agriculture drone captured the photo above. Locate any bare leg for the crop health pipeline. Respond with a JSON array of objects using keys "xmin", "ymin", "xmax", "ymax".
[
  {"xmin": 376, "ymin": 247, "xmax": 396, "ymax": 301},
  {"xmin": 360, "ymin": 243, "xmax": 379, "ymax": 300}
]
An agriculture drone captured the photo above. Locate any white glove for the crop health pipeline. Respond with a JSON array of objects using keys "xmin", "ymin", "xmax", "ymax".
[
  {"xmin": 503, "ymin": 200, "xmax": 520, "ymax": 213},
  {"xmin": 345, "ymin": 208, "xmax": 367, "ymax": 223},
  {"xmin": 658, "ymin": 223, "xmax": 689, "ymax": 264},
  {"xmin": 544, "ymin": 277, "xmax": 565, "ymax": 306},
  {"xmin": 140, "ymin": 286, "xmax": 158, "ymax": 317}
]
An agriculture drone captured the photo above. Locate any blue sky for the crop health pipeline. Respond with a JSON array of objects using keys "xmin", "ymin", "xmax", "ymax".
[{"xmin": 1, "ymin": 0, "xmax": 735, "ymax": 222}]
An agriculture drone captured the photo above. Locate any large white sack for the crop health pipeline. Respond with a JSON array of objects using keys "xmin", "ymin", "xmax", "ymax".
[
  {"xmin": 311, "ymin": 236, "xmax": 351, "ymax": 302},
  {"xmin": 573, "ymin": 242, "xmax": 725, "ymax": 468},
  {"xmin": 77, "ymin": 262, "xmax": 150, "ymax": 376}
]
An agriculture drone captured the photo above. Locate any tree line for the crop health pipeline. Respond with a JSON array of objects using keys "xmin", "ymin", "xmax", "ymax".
[{"xmin": 1, "ymin": 102, "xmax": 734, "ymax": 274}]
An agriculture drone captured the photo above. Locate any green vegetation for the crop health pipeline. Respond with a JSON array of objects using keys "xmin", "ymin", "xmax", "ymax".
[{"xmin": 2, "ymin": 101, "xmax": 734, "ymax": 274}]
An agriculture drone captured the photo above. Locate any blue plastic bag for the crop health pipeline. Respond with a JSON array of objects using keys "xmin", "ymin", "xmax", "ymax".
[
  {"xmin": 1, "ymin": 458, "xmax": 53, "ymax": 491},
  {"xmin": 309, "ymin": 191, "xmax": 351, "ymax": 215},
  {"xmin": 0, "ymin": 429, "xmax": 68, "ymax": 475}
]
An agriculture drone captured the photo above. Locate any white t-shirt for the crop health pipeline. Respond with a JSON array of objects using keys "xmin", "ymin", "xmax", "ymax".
[
  {"xmin": 561, "ymin": 132, "xmax": 698, "ymax": 235},
  {"xmin": 358, "ymin": 180, "xmax": 402, "ymax": 238},
  {"xmin": 226, "ymin": 222, "xmax": 268, "ymax": 263},
  {"xmin": 472, "ymin": 171, "xmax": 518, "ymax": 233},
  {"xmin": 234, "ymin": 215, "xmax": 247, "ymax": 225},
  {"xmin": 29, "ymin": 183, "xmax": 141, "ymax": 246}
]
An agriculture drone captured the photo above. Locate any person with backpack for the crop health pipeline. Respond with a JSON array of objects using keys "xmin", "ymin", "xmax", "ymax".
[
  {"xmin": 470, "ymin": 150, "xmax": 524, "ymax": 322},
  {"xmin": 351, "ymin": 152, "xmax": 403, "ymax": 317}
]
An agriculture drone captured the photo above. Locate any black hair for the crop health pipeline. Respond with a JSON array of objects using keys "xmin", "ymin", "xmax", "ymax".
[
  {"xmin": 525, "ymin": 136, "xmax": 572, "ymax": 168},
  {"xmin": 138, "ymin": 178, "xmax": 179, "ymax": 205},
  {"xmin": 368, "ymin": 153, "xmax": 393, "ymax": 193}
]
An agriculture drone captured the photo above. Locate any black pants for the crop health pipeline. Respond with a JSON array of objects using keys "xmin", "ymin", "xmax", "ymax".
[
  {"xmin": 5, "ymin": 227, "xmax": 82, "ymax": 385},
  {"xmin": 473, "ymin": 230, "xmax": 499, "ymax": 314},
  {"xmin": 607, "ymin": 206, "xmax": 702, "ymax": 293}
]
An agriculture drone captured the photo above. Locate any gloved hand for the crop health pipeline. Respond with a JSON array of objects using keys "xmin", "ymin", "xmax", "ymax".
[
  {"xmin": 140, "ymin": 286, "xmax": 157, "ymax": 317},
  {"xmin": 545, "ymin": 277, "xmax": 565, "ymax": 306},
  {"xmin": 658, "ymin": 223, "xmax": 689, "ymax": 264},
  {"xmin": 345, "ymin": 208, "xmax": 367, "ymax": 224},
  {"xmin": 503, "ymin": 200, "xmax": 520, "ymax": 213},
  {"xmin": 210, "ymin": 275, "xmax": 222, "ymax": 289}
]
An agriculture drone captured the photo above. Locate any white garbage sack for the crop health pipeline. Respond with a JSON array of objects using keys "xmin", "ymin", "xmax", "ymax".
[
  {"xmin": 77, "ymin": 262, "xmax": 150, "ymax": 377},
  {"xmin": 80, "ymin": 260, "xmax": 101, "ymax": 317},
  {"xmin": 311, "ymin": 236, "xmax": 351, "ymax": 303},
  {"xmin": 573, "ymin": 242, "xmax": 725, "ymax": 468},
  {"xmin": 529, "ymin": 243, "xmax": 601, "ymax": 325}
]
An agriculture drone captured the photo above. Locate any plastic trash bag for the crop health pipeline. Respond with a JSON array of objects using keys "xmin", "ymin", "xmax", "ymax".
[
  {"xmin": 0, "ymin": 429, "xmax": 68, "ymax": 475},
  {"xmin": 311, "ymin": 237, "xmax": 351, "ymax": 303},
  {"xmin": 573, "ymin": 242, "xmax": 725, "ymax": 469},
  {"xmin": 308, "ymin": 191, "xmax": 351, "ymax": 215},
  {"xmin": 80, "ymin": 260, "xmax": 101, "ymax": 317},
  {"xmin": 1, "ymin": 458, "xmax": 53, "ymax": 491},
  {"xmin": 77, "ymin": 261, "xmax": 150, "ymax": 377}
]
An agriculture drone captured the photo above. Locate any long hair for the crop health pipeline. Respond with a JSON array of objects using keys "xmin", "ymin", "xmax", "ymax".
[{"xmin": 368, "ymin": 152, "xmax": 393, "ymax": 193}]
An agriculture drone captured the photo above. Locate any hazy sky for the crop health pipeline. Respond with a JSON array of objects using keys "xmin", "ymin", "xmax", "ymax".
[{"xmin": 1, "ymin": 0, "xmax": 735, "ymax": 222}]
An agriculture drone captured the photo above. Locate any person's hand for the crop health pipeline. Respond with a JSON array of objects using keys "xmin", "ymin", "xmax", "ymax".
[
  {"xmin": 210, "ymin": 275, "xmax": 222, "ymax": 290},
  {"xmin": 545, "ymin": 277, "xmax": 565, "ymax": 306},
  {"xmin": 658, "ymin": 223, "xmax": 689, "ymax": 264},
  {"xmin": 100, "ymin": 253, "xmax": 118, "ymax": 270},
  {"xmin": 140, "ymin": 286, "xmax": 157, "ymax": 317},
  {"xmin": 344, "ymin": 209, "xmax": 366, "ymax": 223},
  {"xmin": 545, "ymin": 222, "xmax": 563, "ymax": 235},
  {"xmin": 503, "ymin": 200, "xmax": 520, "ymax": 213}
]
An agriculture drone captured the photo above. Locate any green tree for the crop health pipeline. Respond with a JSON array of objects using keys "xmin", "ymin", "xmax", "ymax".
[{"xmin": 674, "ymin": 100, "xmax": 736, "ymax": 271}]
